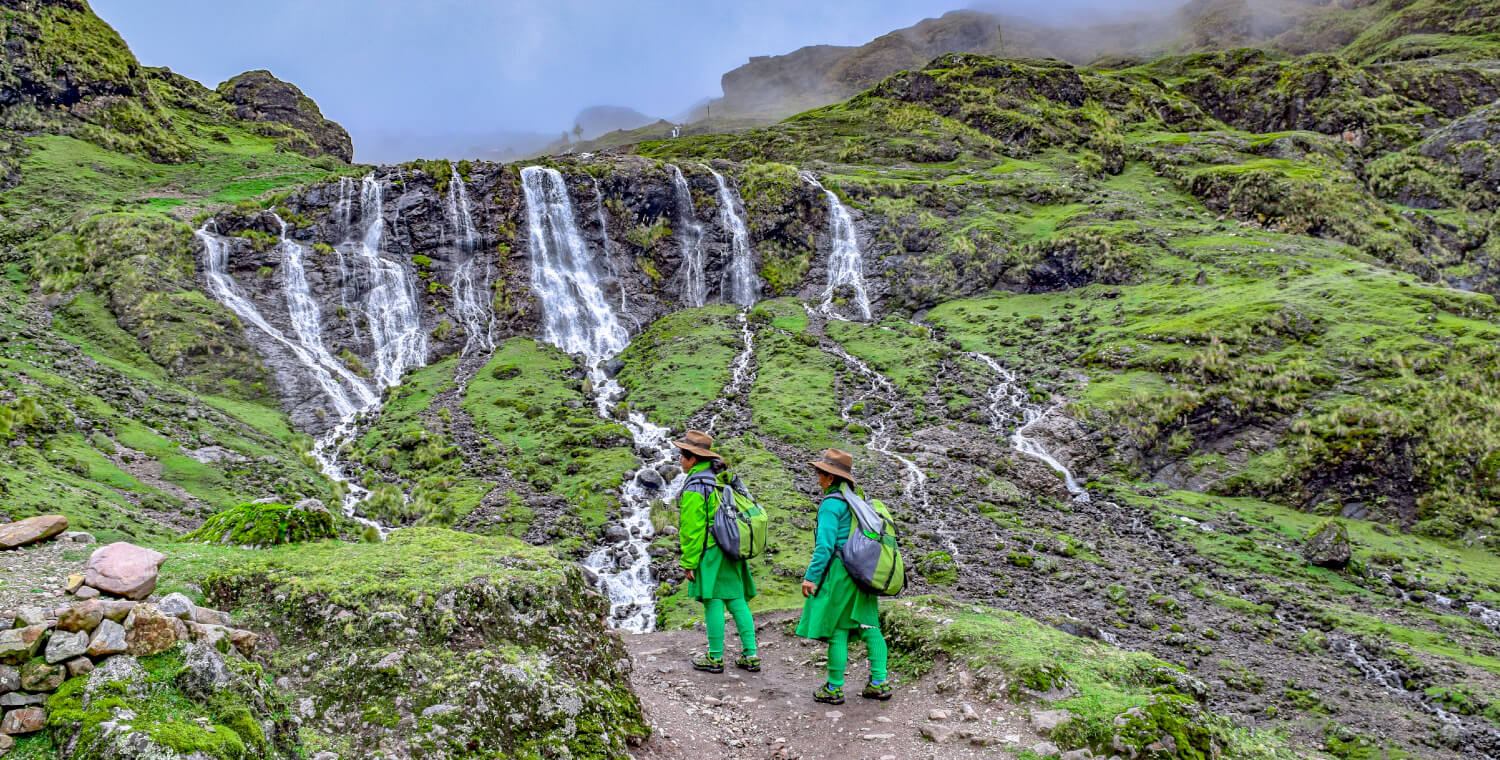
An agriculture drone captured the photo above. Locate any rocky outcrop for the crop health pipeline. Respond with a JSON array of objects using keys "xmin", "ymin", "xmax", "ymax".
[
  {"xmin": 183, "ymin": 500, "xmax": 335, "ymax": 547},
  {"xmin": 216, "ymin": 69, "xmax": 353, "ymax": 162},
  {"xmin": 203, "ymin": 528, "xmax": 648, "ymax": 759}
]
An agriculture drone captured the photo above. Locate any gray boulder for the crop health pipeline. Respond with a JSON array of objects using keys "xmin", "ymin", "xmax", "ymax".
[{"xmin": 1303, "ymin": 520, "xmax": 1352, "ymax": 569}]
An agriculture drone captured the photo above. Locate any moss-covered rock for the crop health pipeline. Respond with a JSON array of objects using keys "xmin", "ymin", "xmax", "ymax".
[
  {"xmin": 1303, "ymin": 519, "xmax": 1353, "ymax": 569},
  {"xmin": 182, "ymin": 501, "xmax": 335, "ymax": 547},
  {"xmin": 197, "ymin": 528, "xmax": 649, "ymax": 759},
  {"xmin": 215, "ymin": 70, "xmax": 352, "ymax": 162}
]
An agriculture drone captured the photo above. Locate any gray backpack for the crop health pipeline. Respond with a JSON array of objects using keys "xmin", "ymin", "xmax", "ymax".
[{"xmin": 836, "ymin": 484, "xmax": 906, "ymax": 596}]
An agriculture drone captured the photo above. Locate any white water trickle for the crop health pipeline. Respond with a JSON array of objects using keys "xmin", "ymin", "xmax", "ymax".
[
  {"xmin": 801, "ymin": 171, "xmax": 872, "ymax": 321},
  {"xmin": 703, "ymin": 165, "xmax": 758, "ymax": 307},
  {"xmin": 706, "ymin": 312, "xmax": 755, "ymax": 433},
  {"xmin": 521, "ymin": 165, "xmax": 679, "ymax": 633},
  {"xmin": 670, "ymin": 165, "xmax": 708, "ymax": 307},
  {"xmin": 445, "ymin": 164, "xmax": 495, "ymax": 356},
  {"xmin": 590, "ymin": 178, "xmax": 636, "ymax": 329},
  {"xmin": 275, "ymin": 216, "xmax": 379, "ymax": 412},
  {"xmin": 970, "ymin": 352, "xmax": 1090, "ymax": 502},
  {"xmin": 347, "ymin": 176, "xmax": 429, "ymax": 389}
]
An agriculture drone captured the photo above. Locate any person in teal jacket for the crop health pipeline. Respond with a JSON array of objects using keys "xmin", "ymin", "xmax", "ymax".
[
  {"xmin": 796, "ymin": 448, "xmax": 890, "ymax": 704},
  {"xmin": 675, "ymin": 429, "xmax": 759, "ymax": 673}
]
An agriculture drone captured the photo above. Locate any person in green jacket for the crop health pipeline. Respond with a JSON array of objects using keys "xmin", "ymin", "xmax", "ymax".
[
  {"xmin": 675, "ymin": 429, "xmax": 759, "ymax": 674},
  {"xmin": 796, "ymin": 448, "xmax": 890, "ymax": 705}
]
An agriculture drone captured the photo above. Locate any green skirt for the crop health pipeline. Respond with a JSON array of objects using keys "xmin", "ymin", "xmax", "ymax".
[
  {"xmin": 689, "ymin": 545, "xmax": 757, "ymax": 601},
  {"xmin": 796, "ymin": 557, "xmax": 880, "ymax": 641}
]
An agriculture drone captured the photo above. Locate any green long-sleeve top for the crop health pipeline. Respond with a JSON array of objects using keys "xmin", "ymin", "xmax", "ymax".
[
  {"xmin": 804, "ymin": 485, "xmax": 857, "ymax": 585},
  {"xmin": 677, "ymin": 461, "xmax": 716, "ymax": 570}
]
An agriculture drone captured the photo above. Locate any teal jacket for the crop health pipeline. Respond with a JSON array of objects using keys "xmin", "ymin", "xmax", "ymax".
[{"xmin": 804, "ymin": 485, "xmax": 862, "ymax": 585}]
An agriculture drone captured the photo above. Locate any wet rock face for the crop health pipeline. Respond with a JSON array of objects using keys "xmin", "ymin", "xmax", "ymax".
[
  {"xmin": 1418, "ymin": 102, "xmax": 1500, "ymax": 195},
  {"xmin": 216, "ymin": 69, "xmax": 353, "ymax": 162}
]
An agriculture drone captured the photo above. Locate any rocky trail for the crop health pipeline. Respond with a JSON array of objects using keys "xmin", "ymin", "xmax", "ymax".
[{"xmin": 626, "ymin": 610, "xmax": 1046, "ymax": 760}]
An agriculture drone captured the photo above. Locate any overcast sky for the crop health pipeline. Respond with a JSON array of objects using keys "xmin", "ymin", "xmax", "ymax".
[{"xmin": 93, "ymin": 1, "xmax": 1166, "ymax": 162}]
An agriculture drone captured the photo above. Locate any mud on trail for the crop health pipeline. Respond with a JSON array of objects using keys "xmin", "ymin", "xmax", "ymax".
[{"xmin": 626, "ymin": 610, "xmax": 1043, "ymax": 760}]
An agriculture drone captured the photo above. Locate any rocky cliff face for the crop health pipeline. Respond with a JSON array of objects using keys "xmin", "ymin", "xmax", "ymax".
[{"xmin": 216, "ymin": 70, "xmax": 353, "ymax": 162}]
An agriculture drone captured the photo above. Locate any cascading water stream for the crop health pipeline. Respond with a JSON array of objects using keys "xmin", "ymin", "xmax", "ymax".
[
  {"xmin": 275, "ymin": 216, "xmax": 379, "ymax": 412},
  {"xmin": 521, "ymin": 165, "xmax": 678, "ymax": 632},
  {"xmin": 445, "ymin": 164, "xmax": 495, "ymax": 357},
  {"xmin": 801, "ymin": 171, "xmax": 872, "ymax": 321},
  {"xmin": 670, "ymin": 165, "xmax": 708, "ymax": 307},
  {"xmin": 703, "ymin": 165, "xmax": 758, "ymax": 307},
  {"xmin": 349, "ymin": 176, "xmax": 428, "ymax": 389},
  {"xmin": 705, "ymin": 312, "xmax": 755, "ymax": 433},
  {"xmin": 970, "ymin": 352, "xmax": 1090, "ymax": 501},
  {"xmin": 590, "ymin": 178, "xmax": 637, "ymax": 330}
]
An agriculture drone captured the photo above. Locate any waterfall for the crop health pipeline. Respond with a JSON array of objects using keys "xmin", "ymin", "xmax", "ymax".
[
  {"xmin": 275, "ymin": 216, "xmax": 379, "ymax": 412},
  {"xmin": 521, "ymin": 165, "xmax": 680, "ymax": 633},
  {"xmin": 196, "ymin": 224, "xmax": 367, "ymax": 419},
  {"xmin": 590, "ymin": 177, "xmax": 636, "ymax": 328},
  {"xmin": 970, "ymin": 352, "xmax": 1090, "ymax": 501},
  {"xmin": 801, "ymin": 171, "xmax": 872, "ymax": 321},
  {"xmin": 522, "ymin": 167, "xmax": 630, "ymax": 358},
  {"xmin": 670, "ymin": 165, "xmax": 708, "ymax": 307},
  {"xmin": 348, "ymin": 176, "xmax": 428, "ymax": 389},
  {"xmin": 445, "ymin": 164, "xmax": 495, "ymax": 356},
  {"xmin": 703, "ymin": 166, "xmax": 758, "ymax": 307}
]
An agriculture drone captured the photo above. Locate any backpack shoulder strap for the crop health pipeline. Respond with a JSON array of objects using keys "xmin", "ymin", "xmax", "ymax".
[{"xmin": 840, "ymin": 484, "xmax": 885, "ymax": 535}]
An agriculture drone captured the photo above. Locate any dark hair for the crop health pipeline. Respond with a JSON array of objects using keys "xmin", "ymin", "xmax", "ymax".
[{"xmin": 709, "ymin": 458, "xmax": 728, "ymax": 474}]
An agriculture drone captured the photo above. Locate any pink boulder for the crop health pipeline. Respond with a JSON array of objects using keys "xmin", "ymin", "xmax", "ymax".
[{"xmin": 84, "ymin": 542, "xmax": 166, "ymax": 601}]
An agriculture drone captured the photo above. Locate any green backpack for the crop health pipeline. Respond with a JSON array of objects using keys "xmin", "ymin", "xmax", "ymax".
[
  {"xmin": 686, "ymin": 470, "xmax": 769, "ymax": 561},
  {"xmin": 837, "ymin": 484, "xmax": 906, "ymax": 596}
]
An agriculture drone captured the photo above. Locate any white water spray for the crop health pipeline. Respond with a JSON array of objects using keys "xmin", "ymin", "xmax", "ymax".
[
  {"xmin": 445, "ymin": 164, "xmax": 495, "ymax": 356},
  {"xmin": 348, "ymin": 176, "xmax": 428, "ymax": 389},
  {"xmin": 704, "ymin": 165, "xmax": 758, "ymax": 307},
  {"xmin": 971, "ymin": 352, "xmax": 1089, "ymax": 501},
  {"xmin": 521, "ymin": 165, "xmax": 678, "ymax": 632},
  {"xmin": 801, "ymin": 171, "xmax": 872, "ymax": 321},
  {"xmin": 670, "ymin": 165, "xmax": 708, "ymax": 307}
]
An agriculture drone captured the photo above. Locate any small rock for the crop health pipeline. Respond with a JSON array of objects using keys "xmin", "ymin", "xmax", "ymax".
[
  {"xmin": 187, "ymin": 622, "xmax": 230, "ymax": 650},
  {"xmin": 13, "ymin": 608, "xmax": 46, "ymax": 627},
  {"xmin": 65, "ymin": 574, "xmax": 85, "ymax": 594},
  {"xmin": 65, "ymin": 657, "xmax": 94, "ymax": 679},
  {"xmin": 928, "ymin": 709, "xmax": 949, "ymax": 721},
  {"xmin": 1030, "ymin": 741, "xmax": 1061, "ymax": 758},
  {"xmin": 0, "ymin": 626, "xmax": 49, "ymax": 665},
  {"xmin": 0, "ymin": 515, "xmax": 68, "ymax": 549},
  {"xmin": 1303, "ymin": 520, "xmax": 1352, "ymax": 569},
  {"xmin": 85, "ymin": 542, "xmax": 166, "ymax": 601},
  {"xmin": 190, "ymin": 606, "xmax": 232, "ymax": 627},
  {"xmin": 157, "ymin": 593, "xmax": 194, "ymax": 620},
  {"xmin": 960, "ymin": 702, "xmax": 979, "ymax": 722},
  {"xmin": 87, "ymin": 619, "xmax": 128, "ymax": 657},
  {"xmin": 971, "ymin": 736, "xmax": 1003, "ymax": 747},
  {"xmin": 124, "ymin": 605, "xmax": 186, "ymax": 657},
  {"xmin": 227, "ymin": 628, "xmax": 259, "ymax": 655},
  {"xmin": 0, "ymin": 706, "xmax": 45, "ymax": 735},
  {"xmin": 862, "ymin": 733, "xmax": 895, "ymax": 740},
  {"xmin": 176, "ymin": 643, "xmax": 233, "ymax": 699},
  {"xmin": 44, "ymin": 629, "xmax": 88, "ymax": 664},
  {"xmin": 0, "ymin": 665, "xmax": 18, "ymax": 693},
  {"xmin": 636, "ymin": 468, "xmax": 665, "ymax": 490},
  {"xmin": 0, "ymin": 692, "xmax": 45, "ymax": 708},
  {"xmin": 99, "ymin": 600, "xmax": 135, "ymax": 622},
  {"xmin": 75, "ymin": 586, "xmax": 100, "ymax": 601},
  {"xmin": 921, "ymin": 724, "xmax": 957, "ymax": 744},
  {"xmin": 19, "ymin": 661, "xmax": 62, "ymax": 692},
  {"xmin": 1061, "ymin": 750, "xmax": 1095, "ymax": 760},
  {"xmin": 61, "ymin": 531, "xmax": 96, "ymax": 544},
  {"xmin": 57, "ymin": 600, "xmax": 103, "ymax": 633},
  {"xmin": 1031, "ymin": 708, "xmax": 1074, "ymax": 737},
  {"xmin": 0, "ymin": 734, "xmax": 15, "ymax": 754}
]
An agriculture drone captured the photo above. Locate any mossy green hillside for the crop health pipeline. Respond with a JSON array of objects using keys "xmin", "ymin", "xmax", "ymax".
[
  {"xmin": 616, "ymin": 304, "xmax": 742, "ymax": 425},
  {"xmin": 463, "ymin": 338, "xmax": 635, "ymax": 546},
  {"xmin": 928, "ymin": 236, "xmax": 1500, "ymax": 537},
  {"xmin": 351, "ymin": 358, "xmax": 493, "ymax": 527},
  {"xmin": 882, "ymin": 596, "xmax": 1299, "ymax": 759},
  {"xmin": 749, "ymin": 320, "xmax": 845, "ymax": 451}
]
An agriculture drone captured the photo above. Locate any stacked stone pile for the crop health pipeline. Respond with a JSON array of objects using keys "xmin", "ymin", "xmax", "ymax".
[{"xmin": 0, "ymin": 524, "xmax": 258, "ymax": 752}]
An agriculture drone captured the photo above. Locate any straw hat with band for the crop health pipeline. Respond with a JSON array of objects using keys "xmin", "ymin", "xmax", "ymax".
[
  {"xmin": 809, "ymin": 448, "xmax": 856, "ymax": 486},
  {"xmin": 673, "ymin": 429, "xmax": 723, "ymax": 461}
]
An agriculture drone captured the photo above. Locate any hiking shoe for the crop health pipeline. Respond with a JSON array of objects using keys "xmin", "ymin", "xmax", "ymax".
[
  {"xmin": 814, "ymin": 684, "xmax": 845, "ymax": 705},
  {"xmin": 861, "ymin": 680, "xmax": 893, "ymax": 700},
  {"xmin": 735, "ymin": 655, "xmax": 761, "ymax": 672},
  {"xmin": 692, "ymin": 655, "xmax": 725, "ymax": 673}
]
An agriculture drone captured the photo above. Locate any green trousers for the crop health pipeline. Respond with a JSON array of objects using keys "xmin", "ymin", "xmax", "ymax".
[
  {"xmin": 704, "ymin": 598, "xmax": 757, "ymax": 659},
  {"xmin": 827, "ymin": 625, "xmax": 888, "ymax": 688}
]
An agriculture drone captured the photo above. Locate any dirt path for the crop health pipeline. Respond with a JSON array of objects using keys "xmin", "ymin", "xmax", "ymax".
[{"xmin": 626, "ymin": 610, "xmax": 1045, "ymax": 760}]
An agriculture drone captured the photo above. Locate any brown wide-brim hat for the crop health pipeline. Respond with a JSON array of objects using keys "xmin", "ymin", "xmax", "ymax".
[
  {"xmin": 809, "ymin": 448, "xmax": 856, "ymax": 485},
  {"xmin": 673, "ymin": 429, "xmax": 722, "ymax": 460}
]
